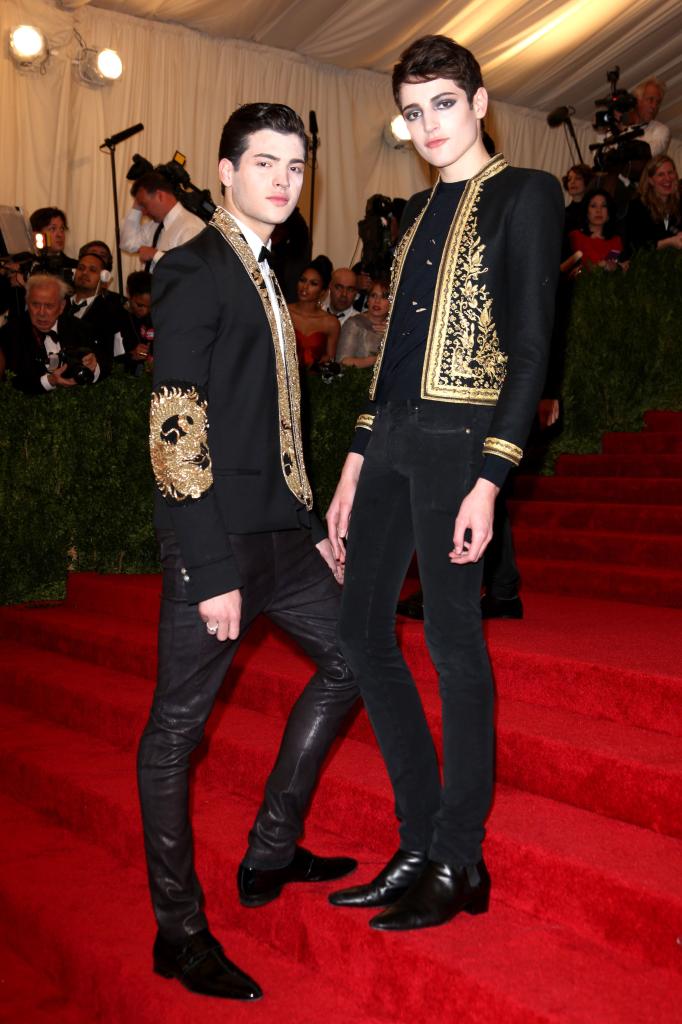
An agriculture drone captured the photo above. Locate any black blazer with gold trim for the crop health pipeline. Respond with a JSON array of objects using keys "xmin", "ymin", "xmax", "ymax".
[
  {"xmin": 356, "ymin": 155, "xmax": 564, "ymax": 485},
  {"xmin": 149, "ymin": 209, "xmax": 317, "ymax": 604}
]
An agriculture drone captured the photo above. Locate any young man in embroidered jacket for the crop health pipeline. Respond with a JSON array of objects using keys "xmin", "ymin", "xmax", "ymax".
[
  {"xmin": 327, "ymin": 36, "xmax": 564, "ymax": 930},
  {"xmin": 140, "ymin": 104, "xmax": 359, "ymax": 1001}
]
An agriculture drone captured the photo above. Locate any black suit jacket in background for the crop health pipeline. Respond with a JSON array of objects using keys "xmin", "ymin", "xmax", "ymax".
[
  {"xmin": 1, "ymin": 312, "xmax": 105, "ymax": 395},
  {"xmin": 150, "ymin": 218, "xmax": 322, "ymax": 605}
]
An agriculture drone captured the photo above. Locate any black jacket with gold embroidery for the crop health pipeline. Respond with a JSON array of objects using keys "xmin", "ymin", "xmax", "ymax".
[
  {"xmin": 149, "ymin": 209, "xmax": 318, "ymax": 604},
  {"xmin": 353, "ymin": 156, "xmax": 564, "ymax": 485}
]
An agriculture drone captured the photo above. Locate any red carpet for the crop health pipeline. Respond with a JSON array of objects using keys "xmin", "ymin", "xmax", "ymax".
[{"xmin": 1, "ymin": 413, "xmax": 681, "ymax": 1022}]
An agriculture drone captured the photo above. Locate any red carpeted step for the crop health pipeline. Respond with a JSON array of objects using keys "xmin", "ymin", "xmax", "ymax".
[
  {"xmin": 512, "ymin": 524, "xmax": 682, "ymax": 569},
  {"xmin": 0, "ymin": 944, "xmax": 90, "ymax": 1023},
  {"xmin": 517, "ymin": 555, "xmax": 682, "ymax": 607},
  {"xmin": 0, "ymin": 796, "xmax": 388, "ymax": 1024},
  {"xmin": 2, "ymin": 703, "xmax": 681, "ymax": 986},
  {"xmin": 508, "ymin": 499, "xmax": 682, "ymax": 534},
  {"xmin": 3, "ymin": 607, "xmax": 680, "ymax": 834},
  {"xmin": 555, "ymin": 454, "xmax": 682, "ymax": 478},
  {"xmin": 3, "ymin": 796, "xmax": 679, "ymax": 1024},
  {"xmin": 514, "ymin": 474, "xmax": 682, "ymax": 504},
  {"xmin": 644, "ymin": 411, "xmax": 682, "ymax": 432},
  {"xmin": 601, "ymin": 431, "xmax": 682, "ymax": 455}
]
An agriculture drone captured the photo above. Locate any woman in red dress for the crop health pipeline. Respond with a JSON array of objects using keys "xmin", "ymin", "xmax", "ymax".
[
  {"xmin": 568, "ymin": 189, "xmax": 625, "ymax": 272},
  {"xmin": 288, "ymin": 257, "xmax": 340, "ymax": 368}
]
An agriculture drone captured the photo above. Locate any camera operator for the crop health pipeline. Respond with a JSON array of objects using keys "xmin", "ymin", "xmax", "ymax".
[
  {"xmin": 29, "ymin": 207, "xmax": 78, "ymax": 282},
  {"xmin": 628, "ymin": 78, "xmax": 670, "ymax": 158},
  {"xmin": 1, "ymin": 274, "xmax": 102, "ymax": 395},
  {"xmin": 120, "ymin": 171, "xmax": 204, "ymax": 271}
]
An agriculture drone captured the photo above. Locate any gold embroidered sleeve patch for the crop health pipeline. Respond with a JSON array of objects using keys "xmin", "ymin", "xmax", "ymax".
[
  {"xmin": 482, "ymin": 437, "xmax": 523, "ymax": 466},
  {"xmin": 149, "ymin": 384, "xmax": 213, "ymax": 503},
  {"xmin": 356, "ymin": 413, "xmax": 375, "ymax": 431}
]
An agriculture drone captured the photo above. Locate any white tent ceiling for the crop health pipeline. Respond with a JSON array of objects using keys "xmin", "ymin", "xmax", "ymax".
[{"xmin": 85, "ymin": 0, "xmax": 682, "ymax": 136}]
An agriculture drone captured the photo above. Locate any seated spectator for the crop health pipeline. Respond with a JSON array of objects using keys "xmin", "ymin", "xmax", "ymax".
[
  {"xmin": 321, "ymin": 267, "xmax": 358, "ymax": 325},
  {"xmin": 68, "ymin": 252, "xmax": 126, "ymax": 363},
  {"xmin": 120, "ymin": 172, "xmax": 204, "ymax": 271},
  {"xmin": 79, "ymin": 241, "xmax": 115, "ymax": 292},
  {"xmin": 288, "ymin": 257, "xmax": 339, "ymax": 367},
  {"xmin": 562, "ymin": 164, "xmax": 593, "ymax": 237},
  {"xmin": 625, "ymin": 156, "xmax": 682, "ymax": 252},
  {"xmin": 629, "ymin": 78, "xmax": 670, "ymax": 158},
  {"xmin": 121, "ymin": 271, "xmax": 154, "ymax": 375},
  {"xmin": 336, "ymin": 278, "xmax": 389, "ymax": 368},
  {"xmin": 1, "ymin": 274, "xmax": 103, "ymax": 394},
  {"xmin": 29, "ymin": 207, "xmax": 78, "ymax": 281},
  {"xmin": 568, "ymin": 189, "xmax": 625, "ymax": 271}
]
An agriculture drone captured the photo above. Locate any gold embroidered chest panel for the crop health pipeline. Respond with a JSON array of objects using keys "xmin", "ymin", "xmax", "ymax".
[
  {"xmin": 370, "ymin": 155, "xmax": 509, "ymax": 406},
  {"xmin": 209, "ymin": 207, "xmax": 313, "ymax": 511}
]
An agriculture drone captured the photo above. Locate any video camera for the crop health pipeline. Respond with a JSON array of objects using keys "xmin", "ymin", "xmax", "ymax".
[
  {"xmin": 589, "ymin": 67, "xmax": 650, "ymax": 174},
  {"xmin": 357, "ymin": 195, "xmax": 398, "ymax": 279},
  {"xmin": 126, "ymin": 152, "xmax": 216, "ymax": 223}
]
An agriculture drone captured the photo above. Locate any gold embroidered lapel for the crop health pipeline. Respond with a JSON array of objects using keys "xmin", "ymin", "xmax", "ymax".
[{"xmin": 209, "ymin": 207, "xmax": 313, "ymax": 510}]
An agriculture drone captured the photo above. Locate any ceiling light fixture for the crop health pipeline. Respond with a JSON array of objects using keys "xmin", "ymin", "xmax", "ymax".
[
  {"xmin": 384, "ymin": 115, "xmax": 412, "ymax": 150},
  {"xmin": 75, "ymin": 45, "xmax": 123, "ymax": 85}
]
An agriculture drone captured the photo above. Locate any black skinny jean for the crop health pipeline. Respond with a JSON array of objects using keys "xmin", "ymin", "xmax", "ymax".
[
  {"xmin": 338, "ymin": 401, "xmax": 495, "ymax": 866},
  {"xmin": 138, "ymin": 527, "xmax": 358, "ymax": 943}
]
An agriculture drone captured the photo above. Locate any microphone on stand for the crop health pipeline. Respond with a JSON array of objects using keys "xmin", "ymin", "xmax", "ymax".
[
  {"xmin": 103, "ymin": 123, "xmax": 144, "ymax": 148},
  {"xmin": 309, "ymin": 111, "xmax": 318, "ymax": 136},
  {"xmin": 546, "ymin": 106, "xmax": 575, "ymax": 128}
]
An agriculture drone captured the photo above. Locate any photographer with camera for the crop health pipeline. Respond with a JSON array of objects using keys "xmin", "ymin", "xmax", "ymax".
[
  {"xmin": 1, "ymin": 274, "xmax": 102, "ymax": 395},
  {"xmin": 120, "ymin": 171, "xmax": 204, "ymax": 271}
]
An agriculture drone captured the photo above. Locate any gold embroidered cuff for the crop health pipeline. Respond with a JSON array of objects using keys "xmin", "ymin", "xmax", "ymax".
[
  {"xmin": 356, "ymin": 414, "xmax": 375, "ymax": 431},
  {"xmin": 482, "ymin": 437, "xmax": 523, "ymax": 466},
  {"xmin": 150, "ymin": 384, "xmax": 213, "ymax": 503}
]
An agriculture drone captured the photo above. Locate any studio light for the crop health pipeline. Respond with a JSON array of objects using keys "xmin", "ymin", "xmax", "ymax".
[
  {"xmin": 76, "ymin": 46, "xmax": 123, "ymax": 85},
  {"xmin": 9, "ymin": 24, "xmax": 49, "ymax": 70},
  {"xmin": 383, "ymin": 115, "xmax": 412, "ymax": 150}
]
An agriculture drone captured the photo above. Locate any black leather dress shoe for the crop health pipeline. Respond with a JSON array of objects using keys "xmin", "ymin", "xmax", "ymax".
[
  {"xmin": 238, "ymin": 845, "xmax": 357, "ymax": 907},
  {"xmin": 369, "ymin": 858, "xmax": 490, "ymax": 931},
  {"xmin": 396, "ymin": 591, "xmax": 424, "ymax": 620},
  {"xmin": 328, "ymin": 848, "xmax": 427, "ymax": 908},
  {"xmin": 153, "ymin": 928, "xmax": 262, "ymax": 1000},
  {"xmin": 480, "ymin": 593, "xmax": 523, "ymax": 619}
]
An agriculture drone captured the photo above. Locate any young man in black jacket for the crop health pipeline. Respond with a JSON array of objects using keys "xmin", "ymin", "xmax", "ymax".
[
  {"xmin": 140, "ymin": 104, "xmax": 359, "ymax": 1001},
  {"xmin": 328, "ymin": 36, "xmax": 563, "ymax": 931}
]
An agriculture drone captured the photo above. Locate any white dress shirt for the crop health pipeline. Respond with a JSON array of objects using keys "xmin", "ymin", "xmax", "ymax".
[
  {"xmin": 321, "ymin": 298, "xmax": 357, "ymax": 327},
  {"xmin": 71, "ymin": 293, "xmax": 125, "ymax": 357},
  {"xmin": 227, "ymin": 211, "xmax": 286, "ymax": 357},
  {"xmin": 120, "ymin": 200, "xmax": 205, "ymax": 270}
]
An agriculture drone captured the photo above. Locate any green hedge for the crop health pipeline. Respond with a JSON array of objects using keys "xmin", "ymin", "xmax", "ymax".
[{"xmin": 1, "ymin": 251, "xmax": 679, "ymax": 604}]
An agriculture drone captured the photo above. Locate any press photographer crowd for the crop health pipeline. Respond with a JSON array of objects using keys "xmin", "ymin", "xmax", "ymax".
[{"xmin": 0, "ymin": 72, "xmax": 679, "ymax": 397}]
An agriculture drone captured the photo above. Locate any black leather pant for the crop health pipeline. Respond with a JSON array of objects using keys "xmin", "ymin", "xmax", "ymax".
[
  {"xmin": 138, "ymin": 527, "xmax": 358, "ymax": 942},
  {"xmin": 338, "ymin": 402, "xmax": 495, "ymax": 867}
]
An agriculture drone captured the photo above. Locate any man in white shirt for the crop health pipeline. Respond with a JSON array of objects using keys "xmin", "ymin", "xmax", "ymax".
[
  {"xmin": 630, "ymin": 77, "xmax": 670, "ymax": 158},
  {"xmin": 120, "ymin": 171, "xmax": 204, "ymax": 272},
  {"xmin": 321, "ymin": 267, "xmax": 358, "ymax": 326}
]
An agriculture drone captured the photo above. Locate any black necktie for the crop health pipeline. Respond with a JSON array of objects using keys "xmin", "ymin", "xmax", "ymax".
[
  {"xmin": 258, "ymin": 246, "xmax": 273, "ymax": 267},
  {"xmin": 72, "ymin": 300, "xmax": 87, "ymax": 311},
  {"xmin": 144, "ymin": 222, "xmax": 164, "ymax": 272}
]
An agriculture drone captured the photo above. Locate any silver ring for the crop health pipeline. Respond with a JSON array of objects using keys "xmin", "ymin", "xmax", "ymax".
[{"xmin": 206, "ymin": 623, "xmax": 219, "ymax": 635}]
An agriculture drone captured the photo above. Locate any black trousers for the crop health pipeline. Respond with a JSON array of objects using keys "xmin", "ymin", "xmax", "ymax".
[
  {"xmin": 138, "ymin": 527, "xmax": 358, "ymax": 943},
  {"xmin": 338, "ymin": 402, "xmax": 495, "ymax": 866}
]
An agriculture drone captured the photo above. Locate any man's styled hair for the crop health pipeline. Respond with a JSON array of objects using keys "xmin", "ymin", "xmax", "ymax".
[
  {"xmin": 26, "ymin": 273, "xmax": 70, "ymax": 301},
  {"xmin": 392, "ymin": 35, "xmax": 483, "ymax": 107},
  {"xmin": 30, "ymin": 207, "xmax": 69, "ymax": 232},
  {"xmin": 130, "ymin": 172, "xmax": 175, "ymax": 198},
  {"xmin": 633, "ymin": 77, "xmax": 666, "ymax": 102},
  {"xmin": 218, "ymin": 103, "xmax": 308, "ymax": 168},
  {"xmin": 79, "ymin": 240, "xmax": 113, "ymax": 271},
  {"xmin": 127, "ymin": 270, "xmax": 153, "ymax": 297}
]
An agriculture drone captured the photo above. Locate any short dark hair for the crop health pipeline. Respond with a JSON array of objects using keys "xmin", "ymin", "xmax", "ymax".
[
  {"xmin": 30, "ymin": 207, "xmax": 68, "ymax": 232},
  {"xmin": 305, "ymin": 255, "xmax": 333, "ymax": 289},
  {"xmin": 79, "ymin": 240, "xmax": 113, "ymax": 271},
  {"xmin": 130, "ymin": 172, "xmax": 175, "ymax": 198},
  {"xmin": 218, "ymin": 103, "xmax": 308, "ymax": 168},
  {"xmin": 562, "ymin": 164, "xmax": 593, "ymax": 192},
  {"xmin": 127, "ymin": 270, "xmax": 152, "ymax": 297},
  {"xmin": 392, "ymin": 35, "xmax": 483, "ymax": 106},
  {"xmin": 583, "ymin": 188, "xmax": 617, "ymax": 238},
  {"xmin": 77, "ymin": 251, "xmax": 106, "ymax": 270}
]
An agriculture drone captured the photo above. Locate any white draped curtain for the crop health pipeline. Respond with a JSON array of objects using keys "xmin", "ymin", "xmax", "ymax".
[{"xmin": 2, "ymin": 0, "xmax": 680, "ymax": 284}]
